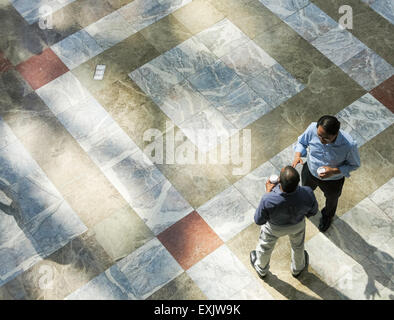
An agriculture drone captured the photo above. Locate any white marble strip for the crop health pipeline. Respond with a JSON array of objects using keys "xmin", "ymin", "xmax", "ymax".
[
  {"xmin": 361, "ymin": 0, "xmax": 394, "ymax": 25},
  {"xmin": 50, "ymin": 0, "xmax": 192, "ymax": 70},
  {"xmin": 260, "ymin": 0, "xmax": 394, "ymax": 90},
  {"xmin": 10, "ymin": 0, "xmax": 77, "ymax": 25},
  {"xmin": 36, "ymin": 71, "xmax": 193, "ymax": 236},
  {"xmin": 66, "ymin": 237, "xmax": 183, "ymax": 300},
  {"xmin": 0, "ymin": 117, "xmax": 87, "ymax": 287}
]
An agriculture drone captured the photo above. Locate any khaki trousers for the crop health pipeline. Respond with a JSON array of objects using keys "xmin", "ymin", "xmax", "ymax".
[{"xmin": 254, "ymin": 218, "xmax": 306, "ymax": 276}]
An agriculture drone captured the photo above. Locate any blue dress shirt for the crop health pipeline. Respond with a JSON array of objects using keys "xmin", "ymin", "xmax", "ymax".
[{"xmin": 294, "ymin": 122, "xmax": 361, "ymax": 180}]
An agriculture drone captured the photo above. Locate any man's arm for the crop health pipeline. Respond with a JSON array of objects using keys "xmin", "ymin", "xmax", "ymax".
[
  {"xmin": 254, "ymin": 198, "xmax": 270, "ymax": 225},
  {"xmin": 338, "ymin": 143, "xmax": 361, "ymax": 178},
  {"xmin": 305, "ymin": 188, "xmax": 319, "ymax": 218},
  {"xmin": 293, "ymin": 123, "xmax": 314, "ymax": 167}
]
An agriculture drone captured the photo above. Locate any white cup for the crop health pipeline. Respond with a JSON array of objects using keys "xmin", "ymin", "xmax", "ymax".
[
  {"xmin": 269, "ymin": 174, "xmax": 279, "ymax": 184},
  {"xmin": 317, "ymin": 167, "xmax": 326, "ymax": 175}
]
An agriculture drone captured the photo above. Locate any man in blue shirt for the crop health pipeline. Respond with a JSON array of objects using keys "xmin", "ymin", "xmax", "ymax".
[
  {"xmin": 292, "ymin": 115, "xmax": 361, "ymax": 232},
  {"xmin": 250, "ymin": 166, "xmax": 318, "ymax": 279}
]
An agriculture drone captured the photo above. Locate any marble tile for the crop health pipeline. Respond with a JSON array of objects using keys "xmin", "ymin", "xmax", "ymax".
[
  {"xmin": 234, "ymin": 161, "xmax": 278, "ymax": 208},
  {"xmin": 85, "ymin": 11, "xmax": 136, "ymax": 51},
  {"xmin": 119, "ymin": 0, "xmax": 191, "ymax": 32},
  {"xmin": 284, "ymin": 3, "xmax": 338, "ymax": 42},
  {"xmin": 129, "ymin": 55, "xmax": 184, "ymax": 104},
  {"xmin": 15, "ymin": 48, "xmax": 69, "ymax": 90},
  {"xmin": 0, "ymin": 117, "xmax": 17, "ymax": 150},
  {"xmin": 337, "ymin": 93, "xmax": 394, "ymax": 141},
  {"xmin": 339, "ymin": 48, "xmax": 394, "ymax": 91},
  {"xmin": 269, "ymin": 142, "xmax": 305, "ymax": 176},
  {"xmin": 305, "ymin": 233, "xmax": 358, "ymax": 286},
  {"xmin": 162, "ymin": 36, "xmax": 218, "ymax": 79},
  {"xmin": 115, "ymin": 237, "xmax": 184, "ymax": 299},
  {"xmin": 0, "ymin": 52, "xmax": 13, "ymax": 73},
  {"xmin": 93, "ymin": 206, "xmax": 154, "ymax": 261},
  {"xmin": 258, "ymin": 0, "xmax": 310, "ymax": 20},
  {"xmin": 11, "ymin": 0, "xmax": 76, "ymax": 25},
  {"xmin": 156, "ymin": 80, "xmax": 212, "ymax": 126},
  {"xmin": 157, "ymin": 211, "xmax": 223, "ymax": 270},
  {"xmin": 187, "ymin": 60, "xmax": 244, "ymax": 106},
  {"xmin": 103, "ymin": 150, "xmax": 166, "ymax": 204},
  {"xmin": 220, "ymin": 40, "xmax": 277, "ymax": 83},
  {"xmin": 229, "ymin": 277, "xmax": 274, "ymax": 300},
  {"xmin": 187, "ymin": 244, "xmax": 260, "ymax": 299},
  {"xmin": 339, "ymin": 197, "xmax": 393, "ymax": 249},
  {"xmin": 368, "ymin": 178, "xmax": 394, "ymax": 220},
  {"xmin": 310, "ymin": 28, "xmax": 367, "ymax": 66},
  {"xmin": 197, "ymin": 185, "xmax": 255, "ymax": 241},
  {"xmin": 131, "ymin": 179, "xmax": 193, "ymax": 235},
  {"xmin": 216, "ymin": 83, "xmax": 272, "ymax": 129},
  {"xmin": 332, "ymin": 258, "xmax": 394, "ymax": 300},
  {"xmin": 178, "ymin": 106, "xmax": 236, "ymax": 153},
  {"xmin": 336, "ymin": 116, "xmax": 367, "ymax": 148},
  {"xmin": 146, "ymin": 272, "xmax": 207, "ymax": 300},
  {"xmin": 0, "ymin": 139, "xmax": 42, "ymax": 186},
  {"xmin": 371, "ymin": 237, "xmax": 394, "ymax": 278},
  {"xmin": 196, "ymin": 18, "xmax": 250, "ymax": 58},
  {"xmin": 65, "ymin": 266, "xmax": 131, "ymax": 300},
  {"xmin": 370, "ymin": 75, "xmax": 394, "ymax": 113},
  {"xmin": 51, "ymin": 30, "xmax": 103, "ymax": 70},
  {"xmin": 36, "ymin": 72, "xmax": 94, "ymax": 115},
  {"xmin": 370, "ymin": 0, "xmax": 394, "ymax": 24},
  {"xmin": 248, "ymin": 63, "xmax": 305, "ymax": 108}
]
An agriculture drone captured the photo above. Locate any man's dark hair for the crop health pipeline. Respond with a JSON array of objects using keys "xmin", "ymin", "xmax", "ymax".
[
  {"xmin": 280, "ymin": 166, "xmax": 300, "ymax": 193},
  {"xmin": 316, "ymin": 115, "xmax": 340, "ymax": 136}
]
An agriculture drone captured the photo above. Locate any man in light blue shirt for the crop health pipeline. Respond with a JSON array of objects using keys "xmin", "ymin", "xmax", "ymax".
[{"xmin": 292, "ymin": 115, "xmax": 361, "ymax": 232}]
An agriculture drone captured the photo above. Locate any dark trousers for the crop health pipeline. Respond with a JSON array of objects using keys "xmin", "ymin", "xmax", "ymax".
[{"xmin": 301, "ymin": 163, "xmax": 345, "ymax": 219}]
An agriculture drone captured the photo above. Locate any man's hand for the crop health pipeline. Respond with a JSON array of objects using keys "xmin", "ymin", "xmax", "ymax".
[
  {"xmin": 319, "ymin": 166, "xmax": 340, "ymax": 179},
  {"xmin": 292, "ymin": 153, "xmax": 304, "ymax": 168},
  {"xmin": 265, "ymin": 180, "xmax": 276, "ymax": 193}
]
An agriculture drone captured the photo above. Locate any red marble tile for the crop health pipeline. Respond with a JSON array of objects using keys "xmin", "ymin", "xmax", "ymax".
[
  {"xmin": 370, "ymin": 75, "xmax": 394, "ymax": 113},
  {"xmin": 157, "ymin": 211, "xmax": 223, "ymax": 270},
  {"xmin": 0, "ymin": 52, "xmax": 13, "ymax": 73},
  {"xmin": 15, "ymin": 48, "xmax": 68, "ymax": 90}
]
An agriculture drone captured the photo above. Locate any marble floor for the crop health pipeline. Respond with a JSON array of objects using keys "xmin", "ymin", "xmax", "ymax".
[{"xmin": 0, "ymin": 0, "xmax": 393, "ymax": 300}]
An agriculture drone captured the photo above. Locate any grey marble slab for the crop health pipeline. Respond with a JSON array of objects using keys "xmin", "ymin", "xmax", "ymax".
[
  {"xmin": 129, "ymin": 55, "xmax": 184, "ymax": 104},
  {"xmin": 197, "ymin": 186, "xmax": 255, "ymax": 241},
  {"xmin": 187, "ymin": 245, "xmax": 260, "ymax": 299},
  {"xmin": 51, "ymin": 29, "xmax": 103, "ymax": 70},
  {"xmin": 0, "ymin": 117, "xmax": 17, "ymax": 150},
  {"xmin": 115, "ymin": 237, "xmax": 183, "ymax": 299},
  {"xmin": 11, "ymin": 0, "xmax": 76, "ymax": 24},
  {"xmin": 234, "ymin": 161, "xmax": 278, "ymax": 208},
  {"xmin": 162, "ymin": 37, "xmax": 219, "ymax": 79},
  {"xmin": 284, "ymin": 3, "xmax": 338, "ymax": 42},
  {"xmin": 85, "ymin": 11, "xmax": 136, "ymax": 51},
  {"xmin": 229, "ymin": 278, "xmax": 274, "ymax": 300},
  {"xmin": 36, "ymin": 72, "xmax": 94, "ymax": 115},
  {"xmin": 305, "ymin": 232, "xmax": 358, "ymax": 286},
  {"xmin": 131, "ymin": 179, "xmax": 193, "ymax": 235},
  {"xmin": 196, "ymin": 18, "xmax": 250, "ymax": 58},
  {"xmin": 66, "ymin": 266, "xmax": 133, "ymax": 300},
  {"xmin": 336, "ymin": 116, "xmax": 367, "ymax": 148},
  {"xmin": 119, "ymin": 0, "xmax": 191, "ymax": 32},
  {"xmin": 216, "ymin": 83, "xmax": 272, "ymax": 129},
  {"xmin": 248, "ymin": 63, "xmax": 305, "ymax": 108},
  {"xmin": 369, "ymin": 237, "xmax": 394, "ymax": 280},
  {"xmin": 337, "ymin": 93, "xmax": 394, "ymax": 141},
  {"xmin": 339, "ymin": 197, "xmax": 393, "ymax": 250},
  {"xmin": 368, "ymin": 178, "xmax": 394, "ymax": 221},
  {"xmin": 370, "ymin": 0, "xmax": 394, "ymax": 24},
  {"xmin": 178, "ymin": 106, "xmax": 236, "ymax": 153},
  {"xmin": 220, "ymin": 40, "xmax": 277, "ymax": 83},
  {"xmin": 269, "ymin": 142, "xmax": 306, "ymax": 177},
  {"xmin": 339, "ymin": 48, "xmax": 394, "ymax": 91},
  {"xmin": 157, "ymin": 80, "xmax": 213, "ymax": 126},
  {"xmin": 310, "ymin": 28, "xmax": 367, "ymax": 66},
  {"xmin": 259, "ymin": 0, "xmax": 310, "ymax": 20},
  {"xmin": 103, "ymin": 149, "xmax": 166, "ymax": 204},
  {"xmin": 187, "ymin": 60, "xmax": 244, "ymax": 106}
]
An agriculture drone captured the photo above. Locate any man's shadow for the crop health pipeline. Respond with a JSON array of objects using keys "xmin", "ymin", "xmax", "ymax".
[{"xmin": 308, "ymin": 214, "xmax": 394, "ymax": 300}]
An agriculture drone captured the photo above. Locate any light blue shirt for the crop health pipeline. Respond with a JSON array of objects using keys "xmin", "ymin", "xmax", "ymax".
[{"xmin": 294, "ymin": 122, "xmax": 361, "ymax": 181}]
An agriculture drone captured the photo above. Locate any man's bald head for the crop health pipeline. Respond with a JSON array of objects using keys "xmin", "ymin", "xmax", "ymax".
[{"xmin": 280, "ymin": 166, "xmax": 300, "ymax": 193}]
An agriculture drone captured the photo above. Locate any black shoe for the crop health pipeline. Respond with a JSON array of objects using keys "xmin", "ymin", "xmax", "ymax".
[
  {"xmin": 292, "ymin": 251, "xmax": 309, "ymax": 278},
  {"xmin": 250, "ymin": 250, "xmax": 267, "ymax": 279},
  {"xmin": 319, "ymin": 216, "xmax": 332, "ymax": 232}
]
